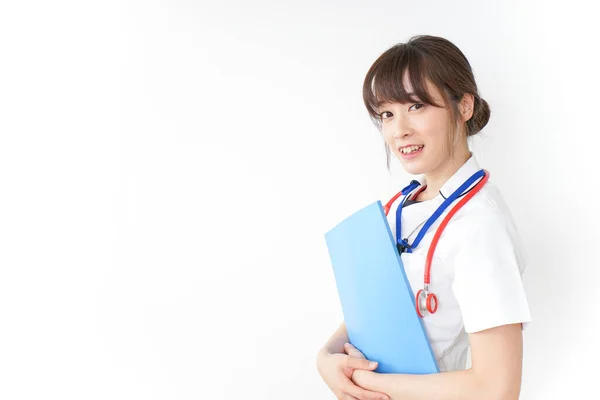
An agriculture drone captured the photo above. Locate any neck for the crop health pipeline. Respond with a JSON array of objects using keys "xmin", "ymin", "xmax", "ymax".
[{"xmin": 420, "ymin": 147, "xmax": 471, "ymax": 201}]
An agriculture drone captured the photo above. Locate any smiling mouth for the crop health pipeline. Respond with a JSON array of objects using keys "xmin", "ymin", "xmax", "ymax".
[{"xmin": 399, "ymin": 145, "xmax": 424, "ymax": 154}]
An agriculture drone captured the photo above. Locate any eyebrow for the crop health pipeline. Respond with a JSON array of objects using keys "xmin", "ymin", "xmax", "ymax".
[{"xmin": 376, "ymin": 92, "xmax": 421, "ymax": 107}]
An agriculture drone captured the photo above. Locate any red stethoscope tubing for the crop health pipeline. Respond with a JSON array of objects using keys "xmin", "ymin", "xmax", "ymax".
[
  {"xmin": 424, "ymin": 171, "xmax": 489, "ymax": 284},
  {"xmin": 383, "ymin": 170, "xmax": 490, "ymax": 317}
]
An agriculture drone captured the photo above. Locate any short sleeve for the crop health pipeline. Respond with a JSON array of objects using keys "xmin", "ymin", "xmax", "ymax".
[{"xmin": 451, "ymin": 212, "xmax": 532, "ymax": 333}]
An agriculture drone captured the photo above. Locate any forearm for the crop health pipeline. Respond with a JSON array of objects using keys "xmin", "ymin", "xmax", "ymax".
[
  {"xmin": 319, "ymin": 322, "xmax": 348, "ymax": 356},
  {"xmin": 352, "ymin": 368, "xmax": 513, "ymax": 400}
]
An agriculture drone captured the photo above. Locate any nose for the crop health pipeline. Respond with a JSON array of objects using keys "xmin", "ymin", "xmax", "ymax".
[
  {"xmin": 393, "ymin": 118, "xmax": 412, "ymax": 140},
  {"xmin": 394, "ymin": 130, "xmax": 410, "ymax": 140}
]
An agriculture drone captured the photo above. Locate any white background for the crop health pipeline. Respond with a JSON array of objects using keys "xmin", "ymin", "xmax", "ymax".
[{"xmin": 1, "ymin": 1, "xmax": 598, "ymax": 399}]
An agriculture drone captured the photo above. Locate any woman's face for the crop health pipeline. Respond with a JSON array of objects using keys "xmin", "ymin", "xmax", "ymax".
[{"xmin": 377, "ymin": 75, "xmax": 458, "ymax": 176}]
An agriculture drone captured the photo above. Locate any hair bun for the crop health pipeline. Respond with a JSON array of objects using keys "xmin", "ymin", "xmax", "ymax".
[{"xmin": 468, "ymin": 96, "xmax": 491, "ymax": 136}]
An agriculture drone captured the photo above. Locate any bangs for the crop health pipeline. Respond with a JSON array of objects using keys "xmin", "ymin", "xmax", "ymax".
[{"xmin": 362, "ymin": 44, "xmax": 445, "ymax": 122}]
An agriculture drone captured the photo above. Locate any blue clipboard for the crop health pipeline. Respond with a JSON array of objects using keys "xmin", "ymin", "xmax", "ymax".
[{"xmin": 324, "ymin": 200, "xmax": 439, "ymax": 374}]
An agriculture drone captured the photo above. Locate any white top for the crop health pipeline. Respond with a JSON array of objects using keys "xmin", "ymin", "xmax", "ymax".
[{"xmin": 387, "ymin": 154, "xmax": 532, "ymax": 372}]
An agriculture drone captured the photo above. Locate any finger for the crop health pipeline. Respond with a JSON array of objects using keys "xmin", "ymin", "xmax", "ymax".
[
  {"xmin": 341, "ymin": 395, "xmax": 360, "ymax": 400},
  {"xmin": 345, "ymin": 380, "xmax": 390, "ymax": 400},
  {"xmin": 344, "ymin": 355, "xmax": 378, "ymax": 370},
  {"xmin": 344, "ymin": 343, "xmax": 366, "ymax": 359}
]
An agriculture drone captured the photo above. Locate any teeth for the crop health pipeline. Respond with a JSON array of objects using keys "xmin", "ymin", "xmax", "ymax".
[{"xmin": 401, "ymin": 145, "xmax": 424, "ymax": 154}]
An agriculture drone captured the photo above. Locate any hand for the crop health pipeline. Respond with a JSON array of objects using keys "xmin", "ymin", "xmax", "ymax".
[
  {"xmin": 343, "ymin": 343, "xmax": 370, "ymax": 380},
  {"xmin": 316, "ymin": 344, "xmax": 389, "ymax": 400}
]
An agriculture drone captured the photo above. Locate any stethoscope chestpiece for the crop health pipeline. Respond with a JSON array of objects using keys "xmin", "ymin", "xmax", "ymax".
[{"xmin": 416, "ymin": 286, "xmax": 438, "ymax": 318}]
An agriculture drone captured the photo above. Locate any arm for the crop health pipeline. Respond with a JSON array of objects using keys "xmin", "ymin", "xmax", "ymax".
[{"xmin": 351, "ymin": 323, "xmax": 523, "ymax": 400}]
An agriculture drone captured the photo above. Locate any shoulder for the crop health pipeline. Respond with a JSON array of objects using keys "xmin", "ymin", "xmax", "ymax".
[
  {"xmin": 448, "ymin": 179, "xmax": 517, "ymax": 231},
  {"xmin": 447, "ymin": 179, "xmax": 529, "ymax": 274},
  {"xmin": 456, "ymin": 180, "xmax": 507, "ymax": 218}
]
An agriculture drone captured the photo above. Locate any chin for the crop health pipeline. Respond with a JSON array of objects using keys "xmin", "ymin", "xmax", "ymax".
[{"xmin": 399, "ymin": 161, "xmax": 426, "ymax": 176}]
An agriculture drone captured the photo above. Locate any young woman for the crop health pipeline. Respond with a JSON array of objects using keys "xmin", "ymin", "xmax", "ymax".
[{"xmin": 316, "ymin": 35, "xmax": 532, "ymax": 400}]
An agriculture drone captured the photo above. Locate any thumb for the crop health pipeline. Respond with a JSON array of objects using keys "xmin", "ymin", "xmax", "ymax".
[
  {"xmin": 343, "ymin": 344, "xmax": 378, "ymax": 370},
  {"xmin": 345, "ymin": 354, "xmax": 378, "ymax": 370}
]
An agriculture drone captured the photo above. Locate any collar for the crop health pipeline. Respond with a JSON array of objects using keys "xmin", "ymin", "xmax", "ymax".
[{"xmin": 416, "ymin": 153, "xmax": 482, "ymax": 200}]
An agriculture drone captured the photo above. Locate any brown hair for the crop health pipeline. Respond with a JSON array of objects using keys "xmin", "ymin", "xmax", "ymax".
[{"xmin": 362, "ymin": 35, "xmax": 491, "ymax": 170}]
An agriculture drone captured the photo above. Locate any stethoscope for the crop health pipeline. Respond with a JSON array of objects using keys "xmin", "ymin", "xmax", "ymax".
[{"xmin": 383, "ymin": 169, "xmax": 490, "ymax": 318}]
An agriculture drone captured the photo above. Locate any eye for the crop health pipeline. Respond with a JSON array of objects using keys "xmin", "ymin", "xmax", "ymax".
[
  {"xmin": 377, "ymin": 111, "xmax": 392, "ymax": 120},
  {"xmin": 409, "ymin": 103, "xmax": 425, "ymax": 111}
]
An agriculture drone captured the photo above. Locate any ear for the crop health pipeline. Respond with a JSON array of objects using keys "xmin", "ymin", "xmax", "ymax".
[{"xmin": 459, "ymin": 93, "xmax": 475, "ymax": 122}]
